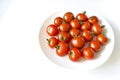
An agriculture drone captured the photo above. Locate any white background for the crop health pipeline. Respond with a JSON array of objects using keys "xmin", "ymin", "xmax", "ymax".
[{"xmin": 0, "ymin": 0, "xmax": 120, "ymax": 80}]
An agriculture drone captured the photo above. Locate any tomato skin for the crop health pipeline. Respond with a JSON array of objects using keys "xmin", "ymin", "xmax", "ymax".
[
  {"xmin": 47, "ymin": 37, "xmax": 58, "ymax": 48},
  {"xmin": 91, "ymin": 23, "xmax": 102, "ymax": 35},
  {"xmin": 82, "ymin": 47, "xmax": 94, "ymax": 60},
  {"xmin": 59, "ymin": 23, "xmax": 70, "ymax": 32},
  {"xmin": 56, "ymin": 41, "xmax": 69, "ymax": 56},
  {"xmin": 88, "ymin": 16, "xmax": 98, "ymax": 24},
  {"xmin": 69, "ymin": 28, "xmax": 80, "ymax": 37},
  {"xmin": 58, "ymin": 32, "xmax": 70, "ymax": 42},
  {"xmin": 68, "ymin": 48, "xmax": 82, "ymax": 62},
  {"xmin": 96, "ymin": 34, "xmax": 108, "ymax": 45},
  {"xmin": 81, "ymin": 21, "xmax": 91, "ymax": 31},
  {"xmin": 81, "ymin": 36, "xmax": 86, "ymax": 42},
  {"xmin": 46, "ymin": 24, "xmax": 58, "ymax": 36},
  {"xmin": 70, "ymin": 37, "xmax": 85, "ymax": 49},
  {"xmin": 54, "ymin": 17, "xmax": 63, "ymax": 26},
  {"xmin": 89, "ymin": 40, "xmax": 101, "ymax": 52},
  {"xmin": 63, "ymin": 12, "xmax": 74, "ymax": 23},
  {"xmin": 82, "ymin": 30, "xmax": 93, "ymax": 41},
  {"xmin": 70, "ymin": 19, "xmax": 81, "ymax": 29},
  {"xmin": 76, "ymin": 13, "xmax": 88, "ymax": 21}
]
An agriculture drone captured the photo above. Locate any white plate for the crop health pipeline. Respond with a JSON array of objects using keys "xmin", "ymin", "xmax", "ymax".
[{"xmin": 39, "ymin": 9, "xmax": 115, "ymax": 71}]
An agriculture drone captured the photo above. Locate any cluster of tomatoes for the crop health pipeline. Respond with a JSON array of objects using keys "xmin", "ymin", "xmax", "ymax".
[{"xmin": 46, "ymin": 11, "xmax": 108, "ymax": 62}]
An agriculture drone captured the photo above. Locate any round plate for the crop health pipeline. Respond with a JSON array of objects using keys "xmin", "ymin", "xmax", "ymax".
[{"xmin": 39, "ymin": 9, "xmax": 115, "ymax": 71}]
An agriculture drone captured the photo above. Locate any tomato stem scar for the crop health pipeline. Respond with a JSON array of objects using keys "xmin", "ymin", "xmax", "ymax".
[
  {"xmin": 83, "ymin": 11, "xmax": 86, "ymax": 14},
  {"xmin": 101, "ymin": 25, "xmax": 105, "ymax": 28}
]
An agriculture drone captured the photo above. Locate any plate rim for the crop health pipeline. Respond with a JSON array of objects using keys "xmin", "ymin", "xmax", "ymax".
[{"xmin": 39, "ymin": 9, "xmax": 115, "ymax": 71}]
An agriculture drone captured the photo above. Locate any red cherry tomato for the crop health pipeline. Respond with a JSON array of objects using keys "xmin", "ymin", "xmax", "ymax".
[
  {"xmin": 58, "ymin": 32, "xmax": 70, "ymax": 42},
  {"xmin": 76, "ymin": 12, "xmax": 88, "ymax": 21},
  {"xmin": 89, "ymin": 40, "xmax": 101, "ymax": 52},
  {"xmin": 82, "ymin": 30, "xmax": 93, "ymax": 41},
  {"xmin": 55, "ymin": 41, "xmax": 69, "ymax": 56},
  {"xmin": 70, "ymin": 19, "xmax": 81, "ymax": 29},
  {"xmin": 68, "ymin": 48, "xmax": 82, "ymax": 62},
  {"xmin": 88, "ymin": 16, "xmax": 98, "ymax": 24},
  {"xmin": 59, "ymin": 23, "xmax": 70, "ymax": 32},
  {"xmin": 46, "ymin": 11, "xmax": 108, "ymax": 62},
  {"xmin": 54, "ymin": 17, "xmax": 63, "ymax": 26},
  {"xmin": 46, "ymin": 24, "xmax": 58, "ymax": 36},
  {"xmin": 69, "ymin": 28, "xmax": 80, "ymax": 37},
  {"xmin": 81, "ymin": 21, "xmax": 91, "ymax": 31},
  {"xmin": 70, "ymin": 37, "xmax": 85, "ymax": 49},
  {"xmin": 82, "ymin": 47, "xmax": 94, "ymax": 60},
  {"xmin": 96, "ymin": 34, "xmax": 108, "ymax": 45},
  {"xmin": 63, "ymin": 12, "xmax": 74, "ymax": 23},
  {"xmin": 91, "ymin": 23, "xmax": 102, "ymax": 35},
  {"xmin": 47, "ymin": 37, "xmax": 58, "ymax": 48}
]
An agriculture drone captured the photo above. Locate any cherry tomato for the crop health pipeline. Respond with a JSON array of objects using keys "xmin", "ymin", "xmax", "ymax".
[
  {"xmin": 68, "ymin": 48, "xmax": 82, "ymax": 62},
  {"xmin": 81, "ymin": 21, "xmax": 91, "ymax": 31},
  {"xmin": 88, "ymin": 16, "xmax": 98, "ymax": 24},
  {"xmin": 59, "ymin": 23, "xmax": 70, "ymax": 32},
  {"xmin": 89, "ymin": 40, "xmax": 101, "ymax": 52},
  {"xmin": 58, "ymin": 32, "xmax": 70, "ymax": 42},
  {"xmin": 63, "ymin": 12, "xmax": 74, "ymax": 23},
  {"xmin": 69, "ymin": 28, "xmax": 80, "ymax": 37},
  {"xmin": 54, "ymin": 17, "xmax": 63, "ymax": 26},
  {"xmin": 70, "ymin": 37, "xmax": 85, "ymax": 49},
  {"xmin": 55, "ymin": 41, "xmax": 69, "ymax": 56},
  {"xmin": 46, "ymin": 24, "xmax": 58, "ymax": 36},
  {"xmin": 96, "ymin": 34, "xmax": 108, "ymax": 45},
  {"xmin": 46, "ymin": 11, "xmax": 108, "ymax": 62},
  {"xmin": 70, "ymin": 19, "xmax": 81, "ymax": 29},
  {"xmin": 47, "ymin": 37, "xmax": 58, "ymax": 48},
  {"xmin": 82, "ymin": 47, "xmax": 94, "ymax": 60},
  {"xmin": 82, "ymin": 30, "xmax": 93, "ymax": 41},
  {"xmin": 91, "ymin": 23, "xmax": 102, "ymax": 35},
  {"xmin": 76, "ymin": 12, "xmax": 88, "ymax": 21}
]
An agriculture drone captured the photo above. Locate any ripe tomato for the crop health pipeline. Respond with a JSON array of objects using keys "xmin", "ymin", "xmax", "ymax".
[
  {"xmin": 63, "ymin": 12, "xmax": 74, "ymax": 23},
  {"xmin": 70, "ymin": 37, "xmax": 85, "ymax": 49},
  {"xmin": 58, "ymin": 32, "xmax": 70, "ymax": 42},
  {"xmin": 96, "ymin": 34, "xmax": 108, "ymax": 45},
  {"xmin": 76, "ymin": 12, "xmax": 88, "ymax": 21},
  {"xmin": 89, "ymin": 40, "xmax": 101, "ymax": 52},
  {"xmin": 91, "ymin": 23, "xmax": 102, "ymax": 35},
  {"xmin": 68, "ymin": 48, "xmax": 82, "ymax": 62},
  {"xmin": 88, "ymin": 16, "xmax": 98, "ymax": 24},
  {"xmin": 46, "ymin": 24, "xmax": 58, "ymax": 36},
  {"xmin": 55, "ymin": 41, "xmax": 69, "ymax": 56},
  {"xmin": 54, "ymin": 17, "xmax": 63, "ymax": 26},
  {"xmin": 59, "ymin": 23, "xmax": 70, "ymax": 32},
  {"xmin": 82, "ymin": 47, "xmax": 94, "ymax": 60},
  {"xmin": 47, "ymin": 37, "xmax": 58, "ymax": 48},
  {"xmin": 82, "ymin": 30, "xmax": 93, "ymax": 41},
  {"xmin": 70, "ymin": 19, "xmax": 81, "ymax": 29},
  {"xmin": 69, "ymin": 28, "xmax": 80, "ymax": 37},
  {"xmin": 81, "ymin": 21, "xmax": 91, "ymax": 31}
]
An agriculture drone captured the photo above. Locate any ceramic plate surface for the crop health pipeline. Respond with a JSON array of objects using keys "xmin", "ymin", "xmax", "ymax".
[{"xmin": 39, "ymin": 9, "xmax": 115, "ymax": 71}]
